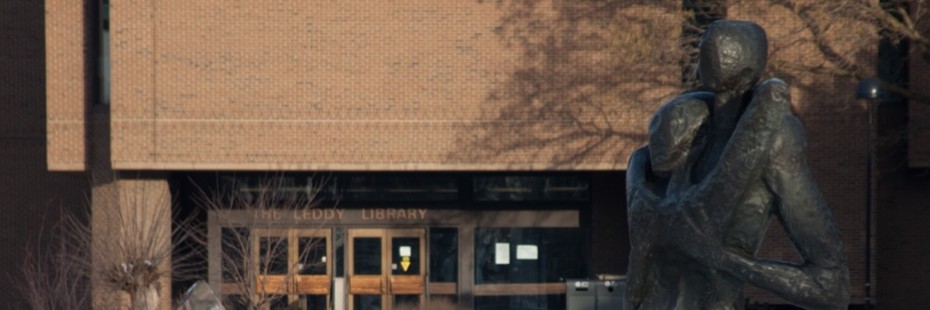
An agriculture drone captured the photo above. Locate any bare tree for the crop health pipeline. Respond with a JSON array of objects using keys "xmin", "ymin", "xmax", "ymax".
[
  {"xmin": 84, "ymin": 176, "xmax": 198, "ymax": 310},
  {"xmin": 700, "ymin": 0, "xmax": 930, "ymax": 103},
  {"xmin": 15, "ymin": 176, "xmax": 197, "ymax": 310},
  {"xmin": 193, "ymin": 176, "xmax": 334, "ymax": 309},
  {"xmin": 15, "ymin": 208, "xmax": 91, "ymax": 310}
]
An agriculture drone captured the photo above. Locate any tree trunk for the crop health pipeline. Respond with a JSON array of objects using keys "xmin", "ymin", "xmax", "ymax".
[{"xmin": 130, "ymin": 285, "xmax": 160, "ymax": 310}]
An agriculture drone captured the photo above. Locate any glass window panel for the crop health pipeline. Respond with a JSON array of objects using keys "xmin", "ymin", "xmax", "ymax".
[
  {"xmin": 475, "ymin": 228, "xmax": 586, "ymax": 284},
  {"xmin": 474, "ymin": 176, "xmax": 589, "ymax": 202},
  {"xmin": 268, "ymin": 296, "xmax": 289, "ymax": 310},
  {"xmin": 429, "ymin": 228, "xmax": 458, "ymax": 282},
  {"xmin": 354, "ymin": 295, "xmax": 382, "ymax": 310},
  {"xmin": 393, "ymin": 295, "xmax": 420, "ymax": 309},
  {"xmin": 338, "ymin": 175, "xmax": 458, "ymax": 201},
  {"xmin": 298, "ymin": 237, "xmax": 327, "ymax": 275},
  {"xmin": 221, "ymin": 295, "xmax": 248, "ymax": 310},
  {"xmin": 391, "ymin": 237, "xmax": 420, "ymax": 275},
  {"xmin": 474, "ymin": 176, "xmax": 541, "ymax": 201},
  {"xmin": 304, "ymin": 295, "xmax": 327, "ymax": 310},
  {"xmin": 353, "ymin": 237, "xmax": 381, "ymax": 275},
  {"xmin": 259, "ymin": 237, "xmax": 288, "ymax": 275},
  {"xmin": 427, "ymin": 296, "xmax": 458, "ymax": 309},
  {"xmin": 475, "ymin": 295, "xmax": 565, "ymax": 310},
  {"xmin": 224, "ymin": 175, "xmax": 339, "ymax": 202},
  {"xmin": 221, "ymin": 227, "xmax": 248, "ymax": 282},
  {"xmin": 542, "ymin": 176, "xmax": 590, "ymax": 201}
]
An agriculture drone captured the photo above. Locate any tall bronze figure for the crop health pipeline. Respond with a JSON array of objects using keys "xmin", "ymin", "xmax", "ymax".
[{"xmin": 626, "ymin": 20, "xmax": 850, "ymax": 309}]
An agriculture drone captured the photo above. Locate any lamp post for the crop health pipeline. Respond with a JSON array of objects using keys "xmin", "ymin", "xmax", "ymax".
[{"xmin": 855, "ymin": 78, "xmax": 883, "ymax": 310}]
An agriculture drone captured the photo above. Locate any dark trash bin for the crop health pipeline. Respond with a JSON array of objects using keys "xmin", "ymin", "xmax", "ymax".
[
  {"xmin": 566, "ymin": 279, "xmax": 596, "ymax": 310},
  {"xmin": 596, "ymin": 280, "xmax": 624, "ymax": 310}
]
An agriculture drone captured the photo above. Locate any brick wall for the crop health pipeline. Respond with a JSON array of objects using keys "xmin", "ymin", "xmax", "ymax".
[
  {"xmin": 102, "ymin": 0, "xmax": 681, "ymax": 171},
  {"xmin": 45, "ymin": 0, "xmax": 92, "ymax": 171}
]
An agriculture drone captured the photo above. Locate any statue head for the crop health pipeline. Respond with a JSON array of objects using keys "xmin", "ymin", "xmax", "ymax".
[
  {"xmin": 648, "ymin": 93, "xmax": 710, "ymax": 176},
  {"xmin": 697, "ymin": 20, "xmax": 768, "ymax": 93}
]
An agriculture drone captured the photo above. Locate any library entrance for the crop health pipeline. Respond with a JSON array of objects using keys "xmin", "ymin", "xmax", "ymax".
[
  {"xmin": 245, "ymin": 228, "xmax": 427, "ymax": 309},
  {"xmin": 191, "ymin": 173, "xmax": 601, "ymax": 309},
  {"xmin": 347, "ymin": 228, "xmax": 426, "ymax": 310},
  {"xmin": 208, "ymin": 208, "xmax": 583, "ymax": 309},
  {"xmin": 251, "ymin": 228, "xmax": 332, "ymax": 309}
]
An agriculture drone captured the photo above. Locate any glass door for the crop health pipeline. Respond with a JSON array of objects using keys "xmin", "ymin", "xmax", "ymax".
[
  {"xmin": 253, "ymin": 228, "xmax": 332, "ymax": 309},
  {"xmin": 348, "ymin": 228, "xmax": 426, "ymax": 310}
]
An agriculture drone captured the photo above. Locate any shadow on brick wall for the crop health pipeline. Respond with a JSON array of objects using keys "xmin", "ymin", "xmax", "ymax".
[{"xmin": 453, "ymin": 1, "xmax": 685, "ymax": 168}]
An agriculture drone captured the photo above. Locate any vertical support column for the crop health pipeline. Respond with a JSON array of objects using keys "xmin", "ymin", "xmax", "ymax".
[
  {"xmin": 458, "ymin": 224, "xmax": 475, "ymax": 310},
  {"xmin": 207, "ymin": 212, "xmax": 222, "ymax": 300},
  {"xmin": 91, "ymin": 173, "xmax": 172, "ymax": 310}
]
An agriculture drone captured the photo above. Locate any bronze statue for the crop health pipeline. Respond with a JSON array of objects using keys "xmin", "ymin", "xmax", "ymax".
[{"xmin": 626, "ymin": 20, "xmax": 850, "ymax": 309}]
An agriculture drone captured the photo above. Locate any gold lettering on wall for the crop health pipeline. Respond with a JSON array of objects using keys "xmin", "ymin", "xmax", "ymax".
[
  {"xmin": 253, "ymin": 208, "xmax": 427, "ymax": 222},
  {"xmin": 256, "ymin": 209, "xmax": 283, "ymax": 220},
  {"xmin": 361, "ymin": 208, "xmax": 428, "ymax": 221},
  {"xmin": 292, "ymin": 208, "xmax": 344, "ymax": 221},
  {"xmin": 256, "ymin": 209, "xmax": 345, "ymax": 221}
]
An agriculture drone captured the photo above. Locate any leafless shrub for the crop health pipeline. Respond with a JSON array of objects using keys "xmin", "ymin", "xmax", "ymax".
[
  {"xmin": 90, "ymin": 179, "xmax": 173, "ymax": 309},
  {"xmin": 17, "ymin": 175, "xmax": 199, "ymax": 310},
  {"xmin": 16, "ymin": 175, "xmax": 198, "ymax": 310},
  {"xmin": 16, "ymin": 208, "xmax": 91, "ymax": 310}
]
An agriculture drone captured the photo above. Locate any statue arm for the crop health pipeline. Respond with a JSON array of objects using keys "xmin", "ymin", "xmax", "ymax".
[
  {"xmin": 716, "ymin": 116, "xmax": 850, "ymax": 309},
  {"xmin": 668, "ymin": 79, "xmax": 789, "ymax": 225},
  {"xmin": 625, "ymin": 147, "xmax": 661, "ymax": 308}
]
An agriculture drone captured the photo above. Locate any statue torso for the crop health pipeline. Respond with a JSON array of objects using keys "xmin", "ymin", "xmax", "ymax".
[{"xmin": 659, "ymin": 108, "xmax": 779, "ymax": 309}]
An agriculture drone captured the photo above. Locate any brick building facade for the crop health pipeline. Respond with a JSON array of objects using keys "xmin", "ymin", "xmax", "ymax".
[{"xmin": 1, "ymin": 0, "xmax": 928, "ymax": 308}]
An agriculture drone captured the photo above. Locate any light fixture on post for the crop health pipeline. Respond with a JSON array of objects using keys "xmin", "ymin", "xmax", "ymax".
[{"xmin": 855, "ymin": 78, "xmax": 884, "ymax": 310}]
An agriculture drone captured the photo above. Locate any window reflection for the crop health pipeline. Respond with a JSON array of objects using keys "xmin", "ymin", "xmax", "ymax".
[
  {"xmin": 259, "ymin": 237, "xmax": 288, "ymax": 275},
  {"xmin": 475, "ymin": 228, "xmax": 586, "ymax": 284},
  {"xmin": 298, "ymin": 237, "xmax": 327, "ymax": 275},
  {"xmin": 392, "ymin": 237, "xmax": 420, "ymax": 275},
  {"xmin": 339, "ymin": 175, "xmax": 458, "ymax": 201},
  {"xmin": 476, "ymin": 295, "xmax": 566, "ymax": 310},
  {"xmin": 304, "ymin": 295, "xmax": 326, "ymax": 309},
  {"xmin": 429, "ymin": 228, "xmax": 458, "ymax": 282},
  {"xmin": 268, "ymin": 296, "xmax": 288, "ymax": 310},
  {"xmin": 221, "ymin": 227, "xmax": 248, "ymax": 282},
  {"xmin": 474, "ymin": 176, "xmax": 589, "ymax": 201},
  {"xmin": 394, "ymin": 295, "xmax": 420, "ymax": 309},
  {"xmin": 354, "ymin": 295, "xmax": 381, "ymax": 310},
  {"xmin": 353, "ymin": 237, "xmax": 381, "ymax": 275}
]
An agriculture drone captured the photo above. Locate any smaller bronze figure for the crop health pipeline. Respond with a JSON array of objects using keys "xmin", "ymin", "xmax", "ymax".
[{"xmin": 626, "ymin": 20, "xmax": 850, "ymax": 309}]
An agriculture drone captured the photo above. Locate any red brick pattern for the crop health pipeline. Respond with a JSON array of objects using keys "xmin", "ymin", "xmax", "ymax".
[
  {"xmin": 45, "ymin": 0, "xmax": 90, "ymax": 170},
  {"xmin": 104, "ymin": 0, "xmax": 681, "ymax": 170}
]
